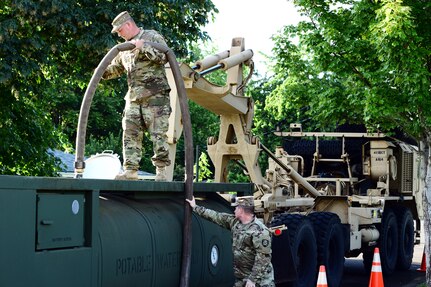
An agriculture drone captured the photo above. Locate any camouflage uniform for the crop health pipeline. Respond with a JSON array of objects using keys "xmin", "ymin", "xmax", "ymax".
[
  {"xmin": 102, "ymin": 28, "xmax": 171, "ymax": 170},
  {"xmin": 193, "ymin": 205, "xmax": 275, "ymax": 287}
]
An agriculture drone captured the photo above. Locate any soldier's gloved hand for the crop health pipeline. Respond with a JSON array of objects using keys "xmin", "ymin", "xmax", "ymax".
[
  {"xmin": 186, "ymin": 197, "xmax": 196, "ymax": 208},
  {"xmin": 245, "ymin": 279, "xmax": 255, "ymax": 287}
]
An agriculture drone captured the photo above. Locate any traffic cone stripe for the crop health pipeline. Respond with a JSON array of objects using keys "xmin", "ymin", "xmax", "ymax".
[
  {"xmin": 317, "ymin": 275, "xmax": 327, "ymax": 284},
  {"xmin": 316, "ymin": 265, "xmax": 328, "ymax": 287},
  {"xmin": 372, "ymin": 255, "xmax": 381, "ymax": 263},
  {"xmin": 371, "ymin": 263, "xmax": 382, "ymax": 272}
]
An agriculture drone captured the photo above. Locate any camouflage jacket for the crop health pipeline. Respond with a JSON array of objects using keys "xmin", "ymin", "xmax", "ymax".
[
  {"xmin": 102, "ymin": 29, "xmax": 171, "ymax": 101},
  {"xmin": 194, "ymin": 205, "xmax": 274, "ymax": 285}
]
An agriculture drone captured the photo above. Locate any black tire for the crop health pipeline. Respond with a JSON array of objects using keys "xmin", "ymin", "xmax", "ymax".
[
  {"xmin": 271, "ymin": 215, "xmax": 297, "ymax": 285},
  {"xmin": 396, "ymin": 208, "xmax": 414, "ymax": 270},
  {"xmin": 379, "ymin": 209, "xmax": 399, "ymax": 274},
  {"xmin": 308, "ymin": 212, "xmax": 345, "ymax": 287},
  {"xmin": 362, "ymin": 209, "xmax": 399, "ymax": 274},
  {"xmin": 287, "ymin": 214, "xmax": 318, "ymax": 287},
  {"xmin": 271, "ymin": 214, "xmax": 317, "ymax": 287}
]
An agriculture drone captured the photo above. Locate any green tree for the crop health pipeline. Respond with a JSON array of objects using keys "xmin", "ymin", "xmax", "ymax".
[
  {"xmin": 267, "ymin": 0, "xmax": 430, "ymax": 281},
  {"xmin": 0, "ymin": 86, "xmax": 60, "ymax": 175},
  {"xmin": 249, "ymin": 76, "xmax": 286, "ymax": 171},
  {"xmin": 194, "ymin": 151, "xmax": 213, "ymax": 182},
  {"xmin": 0, "ymin": 0, "xmax": 217, "ymax": 175}
]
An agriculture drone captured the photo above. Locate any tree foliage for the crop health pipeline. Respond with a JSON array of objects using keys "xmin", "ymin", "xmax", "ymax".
[
  {"xmin": 0, "ymin": 0, "xmax": 217, "ymax": 175},
  {"xmin": 267, "ymin": 0, "xmax": 430, "ymax": 137}
]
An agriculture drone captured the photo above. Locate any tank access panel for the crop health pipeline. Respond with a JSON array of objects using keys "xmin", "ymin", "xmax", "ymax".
[{"xmin": 36, "ymin": 192, "xmax": 86, "ymax": 250}]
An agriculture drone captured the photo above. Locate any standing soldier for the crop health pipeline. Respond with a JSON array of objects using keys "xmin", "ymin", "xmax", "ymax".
[
  {"xmin": 186, "ymin": 196, "xmax": 275, "ymax": 287},
  {"xmin": 103, "ymin": 11, "xmax": 171, "ymax": 181}
]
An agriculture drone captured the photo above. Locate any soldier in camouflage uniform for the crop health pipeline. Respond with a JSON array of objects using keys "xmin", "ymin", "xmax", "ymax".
[
  {"xmin": 186, "ymin": 196, "xmax": 275, "ymax": 287},
  {"xmin": 103, "ymin": 11, "xmax": 171, "ymax": 181}
]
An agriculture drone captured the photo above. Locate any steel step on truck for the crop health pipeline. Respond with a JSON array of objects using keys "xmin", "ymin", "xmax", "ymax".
[{"xmin": 0, "ymin": 38, "xmax": 423, "ymax": 287}]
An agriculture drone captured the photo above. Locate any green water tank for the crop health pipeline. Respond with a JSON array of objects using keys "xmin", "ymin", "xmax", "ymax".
[{"xmin": 96, "ymin": 194, "xmax": 235, "ymax": 287}]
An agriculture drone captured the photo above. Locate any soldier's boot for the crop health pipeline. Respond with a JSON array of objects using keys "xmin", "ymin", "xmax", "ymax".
[
  {"xmin": 115, "ymin": 170, "xmax": 138, "ymax": 180},
  {"xmin": 155, "ymin": 167, "xmax": 167, "ymax": 182}
]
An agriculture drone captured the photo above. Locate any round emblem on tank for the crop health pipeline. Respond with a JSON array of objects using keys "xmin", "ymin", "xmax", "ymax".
[
  {"xmin": 71, "ymin": 200, "xmax": 80, "ymax": 215},
  {"xmin": 210, "ymin": 244, "xmax": 219, "ymax": 267}
]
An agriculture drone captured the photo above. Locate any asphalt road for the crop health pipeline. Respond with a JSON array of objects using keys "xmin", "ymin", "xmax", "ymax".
[{"xmin": 340, "ymin": 244, "xmax": 426, "ymax": 287}]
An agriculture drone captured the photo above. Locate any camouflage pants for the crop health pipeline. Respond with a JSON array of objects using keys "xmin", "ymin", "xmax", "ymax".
[{"xmin": 122, "ymin": 92, "xmax": 171, "ymax": 170}]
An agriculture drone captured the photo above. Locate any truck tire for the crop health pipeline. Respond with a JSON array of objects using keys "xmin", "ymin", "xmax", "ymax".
[
  {"xmin": 362, "ymin": 209, "xmax": 399, "ymax": 274},
  {"xmin": 396, "ymin": 208, "xmax": 414, "ymax": 270},
  {"xmin": 308, "ymin": 212, "xmax": 345, "ymax": 287},
  {"xmin": 272, "ymin": 214, "xmax": 317, "ymax": 287},
  {"xmin": 379, "ymin": 209, "xmax": 399, "ymax": 274},
  {"xmin": 271, "ymin": 216, "xmax": 296, "ymax": 285}
]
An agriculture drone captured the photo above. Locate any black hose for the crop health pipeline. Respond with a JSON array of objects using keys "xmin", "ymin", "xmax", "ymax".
[
  {"xmin": 146, "ymin": 42, "xmax": 194, "ymax": 287},
  {"xmin": 73, "ymin": 41, "xmax": 194, "ymax": 287}
]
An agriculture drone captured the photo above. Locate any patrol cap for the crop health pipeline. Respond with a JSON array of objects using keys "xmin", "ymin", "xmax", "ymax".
[
  {"xmin": 231, "ymin": 196, "xmax": 254, "ymax": 207},
  {"xmin": 111, "ymin": 11, "xmax": 132, "ymax": 33}
]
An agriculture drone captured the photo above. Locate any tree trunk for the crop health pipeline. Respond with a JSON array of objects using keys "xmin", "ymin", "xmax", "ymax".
[{"xmin": 421, "ymin": 140, "xmax": 431, "ymax": 285}]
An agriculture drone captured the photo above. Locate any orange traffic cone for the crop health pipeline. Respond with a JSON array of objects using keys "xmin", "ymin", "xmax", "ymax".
[
  {"xmin": 316, "ymin": 265, "xmax": 328, "ymax": 287},
  {"xmin": 417, "ymin": 247, "xmax": 426, "ymax": 272},
  {"xmin": 369, "ymin": 247, "xmax": 384, "ymax": 287}
]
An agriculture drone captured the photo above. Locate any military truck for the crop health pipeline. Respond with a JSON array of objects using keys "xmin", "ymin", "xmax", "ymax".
[
  {"xmin": 170, "ymin": 38, "xmax": 423, "ymax": 287},
  {"xmin": 258, "ymin": 125, "xmax": 423, "ymax": 287},
  {"xmin": 0, "ymin": 38, "xmax": 423, "ymax": 287}
]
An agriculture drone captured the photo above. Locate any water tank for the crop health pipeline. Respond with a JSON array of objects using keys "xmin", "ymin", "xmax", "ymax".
[{"xmin": 97, "ymin": 194, "xmax": 235, "ymax": 287}]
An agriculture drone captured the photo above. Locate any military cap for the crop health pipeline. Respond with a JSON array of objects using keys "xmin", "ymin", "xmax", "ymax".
[
  {"xmin": 231, "ymin": 196, "xmax": 254, "ymax": 207},
  {"xmin": 111, "ymin": 11, "xmax": 132, "ymax": 33}
]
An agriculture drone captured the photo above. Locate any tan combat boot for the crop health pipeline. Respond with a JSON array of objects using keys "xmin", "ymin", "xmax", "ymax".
[
  {"xmin": 155, "ymin": 166, "xmax": 167, "ymax": 181},
  {"xmin": 115, "ymin": 170, "xmax": 138, "ymax": 180}
]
